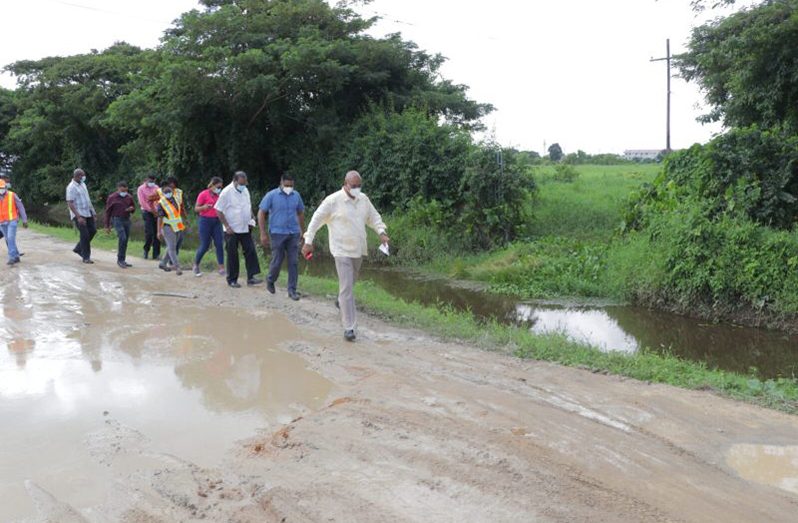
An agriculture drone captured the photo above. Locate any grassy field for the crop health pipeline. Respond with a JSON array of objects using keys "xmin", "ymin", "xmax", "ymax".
[
  {"xmin": 429, "ymin": 164, "xmax": 661, "ymax": 299},
  {"xmin": 28, "ymin": 220, "xmax": 798, "ymax": 414}
]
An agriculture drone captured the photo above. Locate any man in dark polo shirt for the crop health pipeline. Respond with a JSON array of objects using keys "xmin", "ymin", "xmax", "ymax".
[{"xmin": 105, "ymin": 181, "xmax": 136, "ymax": 269}]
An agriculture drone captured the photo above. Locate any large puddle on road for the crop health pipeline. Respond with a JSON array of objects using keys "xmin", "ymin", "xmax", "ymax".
[
  {"xmin": 0, "ymin": 264, "xmax": 332, "ymax": 521},
  {"xmin": 726, "ymin": 444, "xmax": 798, "ymax": 496}
]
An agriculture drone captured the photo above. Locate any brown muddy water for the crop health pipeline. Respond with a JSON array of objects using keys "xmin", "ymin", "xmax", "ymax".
[
  {"xmin": 304, "ymin": 260, "xmax": 798, "ymax": 380},
  {"xmin": 0, "ymin": 265, "xmax": 332, "ymax": 521}
]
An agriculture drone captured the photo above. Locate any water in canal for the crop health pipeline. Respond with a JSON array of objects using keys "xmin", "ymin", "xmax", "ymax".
[{"xmin": 303, "ymin": 259, "xmax": 798, "ymax": 380}]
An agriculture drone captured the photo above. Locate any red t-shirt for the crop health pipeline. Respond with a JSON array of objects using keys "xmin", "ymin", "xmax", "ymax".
[{"xmin": 195, "ymin": 189, "xmax": 220, "ymax": 218}]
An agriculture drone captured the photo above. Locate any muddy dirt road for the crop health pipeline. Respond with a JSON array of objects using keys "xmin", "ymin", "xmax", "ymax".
[{"xmin": 2, "ymin": 231, "xmax": 798, "ymax": 522}]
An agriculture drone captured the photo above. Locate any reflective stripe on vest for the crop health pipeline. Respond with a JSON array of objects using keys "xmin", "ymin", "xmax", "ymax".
[
  {"xmin": 157, "ymin": 188, "xmax": 183, "ymax": 208},
  {"xmin": 159, "ymin": 197, "xmax": 185, "ymax": 232},
  {"xmin": 0, "ymin": 191, "xmax": 18, "ymax": 222}
]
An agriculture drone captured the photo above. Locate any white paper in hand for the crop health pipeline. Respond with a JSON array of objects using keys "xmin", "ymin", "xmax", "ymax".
[
  {"xmin": 248, "ymin": 219, "xmax": 257, "ymax": 228},
  {"xmin": 379, "ymin": 242, "xmax": 390, "ymax": 256}
]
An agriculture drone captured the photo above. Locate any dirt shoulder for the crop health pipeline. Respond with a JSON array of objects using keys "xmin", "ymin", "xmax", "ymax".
[{"xmin": 5, "ymin": 230, "xmax": 798, "ymax": 522}]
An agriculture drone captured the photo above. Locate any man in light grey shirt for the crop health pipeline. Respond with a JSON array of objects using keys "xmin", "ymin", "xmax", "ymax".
[{"xmin": 66, "ymin": 168, "xmax": 97, "ymax": 264}]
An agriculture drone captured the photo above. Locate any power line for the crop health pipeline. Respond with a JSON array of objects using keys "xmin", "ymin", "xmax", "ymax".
[{"xmin": 34, "ymin": 0, "xmax": 176, "ymax": 24}]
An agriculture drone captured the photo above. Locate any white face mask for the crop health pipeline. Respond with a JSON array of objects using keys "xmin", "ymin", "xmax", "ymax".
[
  {"xmin": 80, "ymin": 176, "xmax": 87, "ymax": 184},
  {"xmin": 235, "ymin": 184, "xmax": 246, "ymax": 193},
  {"xmin": 349, "ymin": 187, "xmax": 361, "ymax": 198},
  {"xmin": 119, "ymin": 191, "xmax": 128, "ymax": 198},
  {"xmin": 147, "ymin": 182, "xmax": 156, "ymax": 188},
  {"xmin": 282, "ymin": 186, "xmax": 294, "ymax": 195},
  {"xmin": 0, "ymin": 189, "xmax": 6, "ymax": 196},
  {"xmin": 163, "ymin": 191, "xmax": 173, "ymax": 199},
  {"xmin": 213, "ymin": 187, "xmax": 222, "ymax": 195}
]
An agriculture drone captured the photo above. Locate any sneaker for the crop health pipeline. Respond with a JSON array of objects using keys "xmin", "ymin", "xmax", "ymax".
[
  {"xmin": 124, "ymin": 262, "xmax": 133, "ymax": 268},
  {"xmin": 344, "ymin": 330, "xmax": 356, "ymax": 342},
  {"xmin": 267, "ymin": 281, "xmax": 276, "ymax": 294},
  {"xmin": 247, "ymin": 278, "xmax": 263, "ymax": 286},
  {"xmin": 83, "ymin": 259, "xmax": 95, "ymax": 264},
  {"xmin": 6, "ymin": 259, "xmax": 16, "ymax": 266},
  {"xmin": 288, "ymin": 291, "xmax": 300, "ymax": 301},
  {"xmin": 193, "ymin": 265, "xmax": 202, "ymax": 277},
  {"xmin": 218, "ymin": 268, "xmax": 226, "ymax": 276},
  {"xmin": 228, "ymin": 281, "xmax": 241, "ymax": 288},
  {"xmin": 13, "ymin": 257, "xmax": 20, "ymax": 263},
  {"xmin": 159, "ymin": 265, "xmax": 172, "ymax": 272},
  {"xmin": 117, "ymin": 261, "xmax": 128, "ymax": 269}
]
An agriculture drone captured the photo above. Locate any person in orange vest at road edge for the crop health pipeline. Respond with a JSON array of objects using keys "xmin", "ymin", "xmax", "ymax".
[
  {"xmin": 156, "ymin": 180, "xmax": 186, "ymax": 276},
  {"xmin": 0, "ymin": 179, "xmax": 29, "ymax": 266}
]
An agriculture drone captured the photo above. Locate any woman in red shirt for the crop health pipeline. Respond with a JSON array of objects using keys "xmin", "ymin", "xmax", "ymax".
[{"xmin": 192, "ymin": 177, "xmax": 225, "ymax": 276}]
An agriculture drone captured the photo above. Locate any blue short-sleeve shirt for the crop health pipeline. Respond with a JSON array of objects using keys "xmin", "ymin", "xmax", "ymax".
[{"xmin": 259, "ymin": 188, "xmax": 305, "ymax": 234}]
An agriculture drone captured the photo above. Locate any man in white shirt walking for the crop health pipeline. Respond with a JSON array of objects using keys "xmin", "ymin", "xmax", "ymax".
[
  {"xmin": 214, "ymin": 171, "xmax": 263, "ymax": 288},
  {"xmin": 66, "ymin": 168, "xmax": 98, "ymax": 264},
  {"xmin": 303, "ymin": 170, "xmax": 389, "ymax": 341}
]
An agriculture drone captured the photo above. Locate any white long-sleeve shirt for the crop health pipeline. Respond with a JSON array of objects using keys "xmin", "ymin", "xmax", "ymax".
[
  {"xmin": 304, "ymin": 188, "xmax": 387, "ymax": 258},
  {"xmin": 214, "ymin": 183, "xmax": 253, "ymax": 234}
]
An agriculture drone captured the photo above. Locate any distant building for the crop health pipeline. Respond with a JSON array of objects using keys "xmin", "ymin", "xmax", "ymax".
[{"xmin": 623, "ymin": 149, "xmax": 662, "ymax": 161}]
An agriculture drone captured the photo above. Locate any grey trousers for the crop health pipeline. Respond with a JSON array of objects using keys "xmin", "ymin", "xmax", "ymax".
[
  {"xmin": 159, "ymin": 227, "xmax": 183, "ymax": 270},
  {"xmin": 334, "ymin": 256, "xmax": 362, "ymax": 331}
]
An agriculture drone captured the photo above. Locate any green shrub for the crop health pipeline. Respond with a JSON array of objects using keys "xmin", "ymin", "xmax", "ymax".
[{"xmin": 552, "ymin": 164, "xmax": 580, "ymax": 182}]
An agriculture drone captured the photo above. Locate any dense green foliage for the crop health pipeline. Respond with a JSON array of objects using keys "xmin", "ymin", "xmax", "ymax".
[
  {"xmin": 1, "ymin": 1, "xmax": 489, "ymax": 196},
  {"xmin": 679, "ymin": 0, "xmax": 798, "ymax": 130}
]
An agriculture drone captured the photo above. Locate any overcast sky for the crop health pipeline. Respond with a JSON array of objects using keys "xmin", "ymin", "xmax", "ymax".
[{"xmin": 0, "ymin": 0, "xmax": 753, "ymax": 154}]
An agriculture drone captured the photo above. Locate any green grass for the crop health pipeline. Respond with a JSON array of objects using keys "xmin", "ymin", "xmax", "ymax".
[
  {"xmin": 28, "ymin": 221, "xmax": 798, "ymax": 414},
  {"xmin": 427, "ymin": 164, "xmax": 660, "ymax": 300},
  {"xmin": 531, "ymin": 164, "xmax": 660, "ymax": 241}
]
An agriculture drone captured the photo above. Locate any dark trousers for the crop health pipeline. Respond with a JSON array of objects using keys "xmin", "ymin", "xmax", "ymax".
[
  {"xmin": 142, "ymin": 211, "xmax": 161, "ymax": 259},
  {"xmin": 267, "ymin": 233, "xmax": 300, "ymax": 293},
  {"xmin": 225, "ymin": 232, "xmax": 260, "ymax": 284},
  {"xmin": 195, "ymin": 216, "xmax": 224, "ymax": 266},
  {"xmin": 73, "ymin": 216, "xmax": 97, "ymax": 261},
  {"xmin": 112, "ymin": 216, "xmax": 131, "ymax": 262}
]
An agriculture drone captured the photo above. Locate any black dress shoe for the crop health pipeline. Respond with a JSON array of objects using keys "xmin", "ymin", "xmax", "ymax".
[
  {"xmin": 247, "ymin": 278, "xmax": 263, "ymax": 286},
  {"xmin": 344, "ymin": 330, "xmax": 356, "ymax": 342},
  {"xmin": 267, "ymin": 281, "xmax": 276, "ymax": 294},
  {"xmin": 83, "ymin": 259, "xmax": 94, "ymax": 264},
  {"xmin": 335, "ymin": 299, "xmax": 340, "ymax": 309},
  {"xmin": 288, "ymin": 291, "xmax": 300, "ymax": 301},
  {"xmin": 73, "ymin": 247, "xmax": 81, "ymax": 256},
  {"xmin": 124, "ymin": 262, "xmax": 133, "ymax": 268},
  {"xmin": 117, "ymin": 261, "xmax": 128, "ymax": 269},
  {"xmin": 228, "ymin": 281, "xmax": 241, "ymax": 288}
]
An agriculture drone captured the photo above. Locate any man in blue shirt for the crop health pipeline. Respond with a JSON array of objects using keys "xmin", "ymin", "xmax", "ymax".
[{"xmin": 258, "ymin": 173, "xmax": 305, "ymax": 300}]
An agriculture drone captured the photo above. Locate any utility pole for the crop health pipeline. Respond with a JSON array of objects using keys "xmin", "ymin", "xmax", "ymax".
[{"xmin": 650, "ymin": 39, "xmax": 672, "ymax": 153}]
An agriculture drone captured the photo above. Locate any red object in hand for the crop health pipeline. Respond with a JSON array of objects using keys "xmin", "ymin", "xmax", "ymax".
[{"xmin": 304, "ymin": 251, "xmax": 313, "ymax": 260}]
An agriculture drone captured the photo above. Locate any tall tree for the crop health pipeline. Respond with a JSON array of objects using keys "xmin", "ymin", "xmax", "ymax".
[
  {"xmin": 548, "ymin": 143, "xmax": 563, "ymax": 162},
  {"xmin": 678, "ymin": 0, "xmax": 798, "ymax": 131}
]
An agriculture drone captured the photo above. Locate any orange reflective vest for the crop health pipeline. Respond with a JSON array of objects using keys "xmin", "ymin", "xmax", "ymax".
[
  {"xmin": 0, "ymin": 191, "xmax": 19, "ymax": 222},
  {"xmin": 159, "ymin": 196, "xmax": 185, "ymax": 232}
]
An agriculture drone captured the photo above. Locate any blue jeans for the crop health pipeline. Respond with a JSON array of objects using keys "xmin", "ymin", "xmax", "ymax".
[
  {"xmin": 267, "ymin": 233, "xmax": 300, "ymax": 293},
  {"xmin": 194, "ymin": 216, "xmax": 224, "ymax": 266},
  {"xmin": 0, "ymin": 220, "xmax": 19, "ymax": 261},
  {"xmin": 112, "ymin": 216, "xmax": 131, "ymax": 262}
]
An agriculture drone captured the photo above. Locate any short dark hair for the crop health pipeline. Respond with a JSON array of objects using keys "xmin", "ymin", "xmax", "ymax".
[
  {"xmin": 144, "ymin": 173, "xmax": 156, "ymax": 181},
  {"xmin": 281, "ymin": 173, "xmax": 294, "ymax": 182},
  {"xmin": 164, "ymin": 176, "xmax": 179, "ymax": 187},
  {"xmin": 208, "ymin": 176, "xmax": 223, "ymax": 188},
  {"xmin": 233, "ymin": 171, "xmax": 247, "ymax": 182},
  {"xmin": 117, "ymin": 181, "xmax": 128, "ymax": 188}
]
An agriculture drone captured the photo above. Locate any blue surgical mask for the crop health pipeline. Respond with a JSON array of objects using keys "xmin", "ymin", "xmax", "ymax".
[
  {"xmin": 213, "ymin": 187, "xmax": 222, "ymax": 195},
  {"xmin": 119, "ymin": 191, "xmax": 128, "ymax": 198},
  {"xmin": 0, "ymin": 189, "xmax": 6, "ymax": 196},
  {"xmin": 235, "ymin": 184, "xmax": 245, "ymax": 193},
  {"xmin": 163, "ymin": 191, "xmax": 173, "ymax": 199},
  {"xmin": 147, "ymin": 182, "xmax": 156, "ymax": 188},
  {"xmin": 80, "ymin": 176, "xmax": 87, "ymax": 184}
]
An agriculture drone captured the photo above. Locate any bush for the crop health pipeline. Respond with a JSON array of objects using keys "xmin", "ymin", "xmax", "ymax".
[
  {"xmin": 625, "ymin": 126, "xmax": 798, "ymax": 231},
  {"xmin": 552, "ymin": 164, "xmax": 580, "ymax": 182}
]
